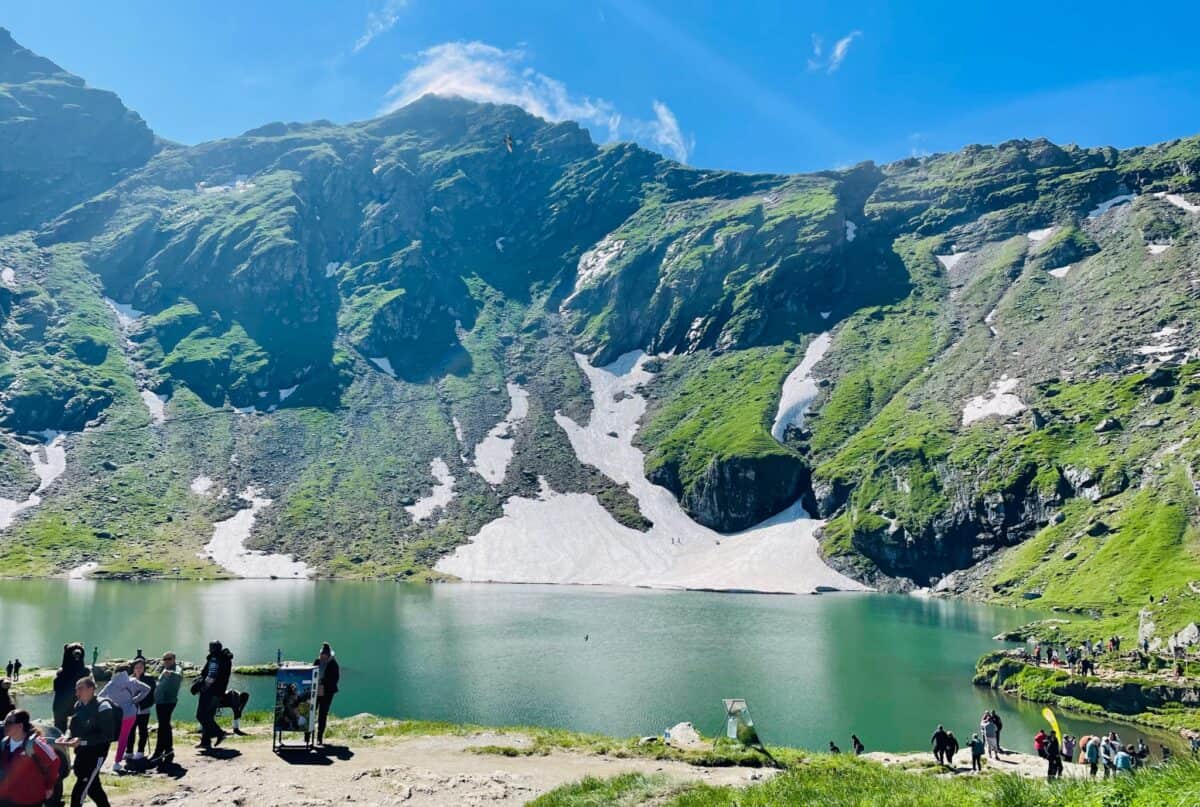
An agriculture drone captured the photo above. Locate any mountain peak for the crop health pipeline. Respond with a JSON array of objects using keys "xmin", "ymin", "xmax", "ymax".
[{"xmin": 0, "ymin": 26, "xmax": 69, "ymax": 84}]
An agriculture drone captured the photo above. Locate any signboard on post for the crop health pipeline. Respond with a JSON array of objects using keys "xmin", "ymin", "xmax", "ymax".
[{"xmin": 273, "ymin": 664, "xmax": 318, "ymax": 752}]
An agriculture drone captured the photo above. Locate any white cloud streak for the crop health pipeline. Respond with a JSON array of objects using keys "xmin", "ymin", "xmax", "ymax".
[
  {"xmin": 808, "ymin": 30, "xmax": 861, "ymax": 74},
  {"xmin": 355, "ymin": 0, "xmax": 408, "ymax": 53},
  {"xmin": 381, "ymin": 41, "xmax": 693, "ymax": 162}
]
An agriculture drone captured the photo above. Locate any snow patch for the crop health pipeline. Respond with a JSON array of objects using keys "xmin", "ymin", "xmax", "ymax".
[
  {"xmin": 962, "ymin": 377, "xmax": 1027, "ymax": 425},
  {"xmin": 1026, "ymin": 226, "xmax": 1058, "ymax": 243},
  {"xmin": 845, "ymin": 220, "xmax": 857, "ymax": 242},
  {"xmin": 472, "ymin": 383, "xmax": 529, "ymax": 485},
  {"xmin": 1155, "ymin": 192, "xmax": 1200, "ymax": 214},
  {"xmin": 405, "ymin": 457, "xmax": 456, "ymax": 522},
  {"xmin": 569, "ymin": 237, "xmax": 625, "ymax": 297},
  {"xmin": 935, "ymin": 253, "xmax": 966, "ymax": 270},
  {"xmin": 324, "ymin": 261, "xmax": 341, "ymax": 278},
  {"xmin": 370, "ymin": 357, "xmax": 396, "ymax": 377},
  {"xmin": 984, "ymin": 308, "xmax": 998, "ymax": 336},
  {"xmin": 196, "ymin": 177, "xmax": 255, "ymax": 195},
  {"xmin": 437, "ymin": 352, "xmax": 868, "ymax": 594},
  {"xmin": 452, "ymin": 416, "xmax": 465, "ymax": 445},
  {"xmin": 1148, "ymin": 243, "xmax": 1171, "ymax": 255},
  {"xmin": 278, "ymin": 386, "xmax": 298, "ymax": 403},
  {"xmin": 1137, "ymin": 325, "xmax": 1184, "ymax": 357},
  {"xmin": 0, "ymin": 432, "xmax": 68, "ymax": 530},
  {"xmin": 104, "ymin": 297, "xmax": 144, "ymax": 330},
  {"xmin": 495, "ymin": 237, "xmax": 508, "ymax": 253},
  {"xmin": 202, "ymin": 487, "xmax": 310, "ymax": 579},
  {"xmin": 140, "ymin": 390, "xmax": 167, "ymax": 424},
  {"xmin": 190, "ymin": 475, "xmax": 215, "ymax": 496},
  {"xmin": 1, "ymin": 267, "xmax": 14, "ymax": 288},
  {"xmin": 819, "ymin": 311, "xmax": 831, "ymax": 320},
  {"xmin": 1047, "ymin": 266, "xmax": 1071, "ymax": 278},
  {"xmin": 67, "ymin": 562, "xmax": 98, "ymax": 580},
  {"xmin": 1087, "ymin": 194, "xmax": 1135, "ymax": 218},
  {"xmin": 771, "ymin": 333, "xmax": 831, "ymax": 441}
]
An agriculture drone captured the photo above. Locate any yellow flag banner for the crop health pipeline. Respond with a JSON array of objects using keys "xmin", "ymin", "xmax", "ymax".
[{"xmin": 1042, "ymin": 706, "xmax": 1062, "ymax": 741}]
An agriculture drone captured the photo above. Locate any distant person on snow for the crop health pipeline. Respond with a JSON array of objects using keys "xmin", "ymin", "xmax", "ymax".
[
  {"xmin": 312, "ymin": 642, "xmax": 341, "ymax": 747},
  {"xmin": 53, "ymin": 643, "xmax": 89, "ymax": 732},
  {"xmin": 98, "ymin": 664, "xmax": 150, "ymax": 772}
]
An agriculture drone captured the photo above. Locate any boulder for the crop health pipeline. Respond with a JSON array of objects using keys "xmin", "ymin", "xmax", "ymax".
[
  {"xmin": 1094, "ymin": 417, "xmax": 1121, "ymax": 433},
  {"xmin": 664, "ymin": 722, "xmax": 709, "ymax": 751}
]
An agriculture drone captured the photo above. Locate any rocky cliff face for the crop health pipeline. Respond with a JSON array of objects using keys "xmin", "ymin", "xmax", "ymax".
[{"xmin": 1, "ymin": 29, "xmax": 1200, "ymax": 607}]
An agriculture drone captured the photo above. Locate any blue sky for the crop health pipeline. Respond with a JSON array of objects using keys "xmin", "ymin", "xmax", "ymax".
[{"xmin": 5, "ymin": 0, "xmax": 1200, "ymax": 174}]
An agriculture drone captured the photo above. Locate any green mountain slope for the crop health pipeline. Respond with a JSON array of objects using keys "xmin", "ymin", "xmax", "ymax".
[{"xmin": 0, "ymin": 30, "xmax": 1199, "ymax": 644}]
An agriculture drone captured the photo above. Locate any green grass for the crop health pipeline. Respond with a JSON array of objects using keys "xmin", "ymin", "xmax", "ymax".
[{"xmin": 528, "ymin": 773, "xmax": 681, "ymax": 807}]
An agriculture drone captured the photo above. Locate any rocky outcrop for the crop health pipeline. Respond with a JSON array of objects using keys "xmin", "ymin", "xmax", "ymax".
[{"xmin": 649, "ymin": 454, "xmax": 808, "ymax": 533}]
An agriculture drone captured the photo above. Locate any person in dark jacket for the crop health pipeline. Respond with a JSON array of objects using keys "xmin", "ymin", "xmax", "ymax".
[
  {"xmin": 58, "ymin": 677, "xmax": 113, "ymax": 807},
  {"xmin": 1046, "ymin": 732, "xmax": 1064, "ymax": 780},
  {"xmin": 931, "ymin": 725, "xmax": 950, "ymax": 764},
  {"xmin": 0, "ymin": 709, "xmax": 61, "ymax": 807},
  {"xmin": 0, "ymin": 677, "xmax": 14, "ymax": 720},
  {"xmin": 195, "ymin": 641, "xmax": 230, "ymax": 750},
  {"xmin": 128, "ymin": 656, "xmax": 157, "ymax": 761},
  {"xmin": 312, "ymin": 643, "xmax": 340, "ymax": 746},
  {"xmin": 149, "ymin": 652, "xmax": 181, "ymax": 766},
  {"xmin": 53, "ymin": 643, "xmax": 89, "ymax": 732}
]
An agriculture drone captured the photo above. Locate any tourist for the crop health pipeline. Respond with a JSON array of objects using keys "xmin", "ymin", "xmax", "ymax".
[
  {"xmin": 4, "ymin": 661, "xmax": 10, "ymax": 679},
  {"xmin": 98, "ymin": 664, "xmax": 150, "ymax": 772},
  {"xmin": 851, "ymin": 734, "xmax": 865, "ymax": 755},
  {"xmin": 1135, "ymin": 737, "xmax": 1149, "ymax": 766},
  {"xmin": 981, "ymin": 713, "xmax": 999, "ymax": 760},
  {"xmin": 129, "ymin": 656, "xmax": 157, "ymax": 761},
  {"xmin": 930, "ymin": 724, "xmax": 950, "ymax": 764},
  {"xmin": 1034, "ymin": 728, "xmax": 1048, "ymax": 759},
  {"xmin": 53, "ymin": 644, "xmax": 89, "ymax": 732},
  {"xmin": 1191, "ymin": 734, "xmax": 1199, "ymax": 756},
  {"xmin": 1062, "ymin": 733, "xmax": 1076, "ymax": 763},
  {"xmin": 1085, "ymin": 735, "xmax": 1101, "ymax": 777},
  {"xmin": 990, "ymin": 710, "xmax": 1004, "ymax": 753},
  {"xmin": 59, "ymin": 676, "xmax": 115, "ymax": 807},
  {"xmin": 149, "ymin": 652, "xmax": 181, "ymax": 766},
  {"xmin": 11, "ymin": 659, "xmax": 20, "ymax": 682},
  {"xmin": 945, "ymin": 730, "xmax": 960, "ymax": 766},
  {"xmin": 0, "ymin": 709, "xmax": 61, "ymax": 807},
  {"xmin": 195, "ymin": 640, "xmax": 231, "ymax": 750},
  {"xmin": 1162, "ymin": 744, "xmax": 1172, "ymax": 763},
  {"xmin": 313, "ymin": 642, "xmax": 340, "ymax": 747},
  {"xmin": 1115, "ymin": 744, "xmax": 1135, "ymax": 774},
  {"xmin": 1102, "ymin": 732, "xmax": 1120, "ymax": 778},
  {"xmin": 828, "ymin": 740, "xmax": 840, "ymax": 754},
  {"xmin": 0, "ymin": 677, "xmax": 14, "ymax": 719},
  {"xmin": 1045, "ymin": 731, "xmax": 1063, "ymax": 780},
  {"xmin": 969, "ymin": 733, "xmax": 984, "ymax": 772}
]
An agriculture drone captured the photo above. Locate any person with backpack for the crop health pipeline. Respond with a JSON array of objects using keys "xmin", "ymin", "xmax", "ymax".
[
  {"xmin": 195, "ymin": 641, "xmax": 231, "ymax": 750},
  {"xmin": 312, "ymin": 642, "xmax": 340, "ymax": 747},
  {"xmin": 1045, "ymin": 731, "xmax": 1063, "ymax": 780},
  {"xmin": 930, "ymin": 725, "xmax": 950, "ymax": 764},
  {"xmin": 128, "ymin": 657, "xmax": 156, "ymax": 763},
  {"xmin": 149, "ymin": 652, "xmax": 181, "ymax": 767},
  {"xmin": 97, "ymin": 665, "xmax": 150, "ymax": 773},
  {"xmin": 0, "ymin": 709, "xmax": 61, "ymax": 807},
  {"xmin": 52, "ymin": 644, "xmax": 89, "ymax": 732},
  {"xmin": 57, "ymin": 677, "xmax": 117, "ymax": 807},
  {"xmin": 968, "ymin": 733, "xmax": 985, "ymax": 772}
]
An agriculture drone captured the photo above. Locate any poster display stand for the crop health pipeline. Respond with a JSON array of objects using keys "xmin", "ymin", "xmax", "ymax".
[{"xmin": 272, "ymin": 663, "xmax": 318, "ymax": 752}]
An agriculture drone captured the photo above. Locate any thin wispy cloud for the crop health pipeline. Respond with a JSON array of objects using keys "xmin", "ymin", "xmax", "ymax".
[
  {"xmin": 808, "ymin": 30, "xmax": 861, "ymax": 74},
  {"xmin": 381, "ymin": 41, "xmax": 693, "ymax": 162},
  {"xmin": 355, "ymin": 0, "xmax": 408, "ymax": 53}
]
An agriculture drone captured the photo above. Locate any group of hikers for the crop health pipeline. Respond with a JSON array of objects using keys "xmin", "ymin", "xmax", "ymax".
[
  {"xmin": 929, "ymin": 708, "xmax": 1184, "ymax": 780},
  {"xmin": 0, "ymin": 640, "xmax": 341, "ymax": 807},
  {"xmin": 1026, "ymin": 633, "xmax": 1192, "ymax": 678}
]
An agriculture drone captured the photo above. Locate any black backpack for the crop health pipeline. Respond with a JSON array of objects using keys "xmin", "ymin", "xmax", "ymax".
[{"xmin": 96, "ymin": 697, "xmax": 123, "ymax": 744}]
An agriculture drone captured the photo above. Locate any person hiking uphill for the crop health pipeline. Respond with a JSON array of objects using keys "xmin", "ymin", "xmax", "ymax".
[
  {"xmin": 0, "ymin": 709, "xmax": 61, "ymax": 807},
  {"xmin": 57, "ymin": 677, "xmax": 116, "ymax": 807},
  {"xmin": 195, "ymin": 641, "xmax": 231, "ymax": 750},
  {"xmin": 97, "ymin": 664, "xmax": 149, "ymax": 773},
  {"xmin": 930, "ymin": 725, "xmax": 950, "ymax": 765},
  {"xmin": 53, "ymin": 644, "xmax": 89, "ymax": 732},
  {"xmin": 312, "ymin": 643, "xmax": 340, "ymax": 747}
]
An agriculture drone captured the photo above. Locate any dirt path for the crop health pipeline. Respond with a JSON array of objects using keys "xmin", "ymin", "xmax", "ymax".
[{"xmin": 109, "ymin": 731, "xmax": 772, "ymax": 806}]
